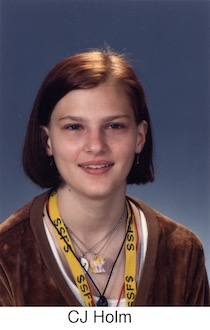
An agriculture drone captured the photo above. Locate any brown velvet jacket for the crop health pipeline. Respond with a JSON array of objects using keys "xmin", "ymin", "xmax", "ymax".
[{"xmin": 0, "ymin": 191, "xmax": 209, "ymax": 306}]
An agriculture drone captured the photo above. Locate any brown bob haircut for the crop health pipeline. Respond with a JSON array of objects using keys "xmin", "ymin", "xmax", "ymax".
[{"xmin": 22, "ymin": 49, "xmax": 154, "ymax": 188}]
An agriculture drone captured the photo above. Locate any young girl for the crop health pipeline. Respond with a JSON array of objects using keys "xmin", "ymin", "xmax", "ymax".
[{"xmin": 0, "ymin": 49, "xmax": 209, "ymax": 306}]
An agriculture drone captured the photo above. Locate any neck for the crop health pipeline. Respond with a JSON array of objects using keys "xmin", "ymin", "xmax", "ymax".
[{"xmin": 56, "ymin": 186, "xmax": 127, "ymax": 237}]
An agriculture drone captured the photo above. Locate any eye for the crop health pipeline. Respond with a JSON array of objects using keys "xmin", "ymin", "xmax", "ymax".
[
  {"xmin": 109, "ymin": 123, "xmax": 125, "ymax": 129},
  {"xmin": 66, "ymin": 124, "xmax": 82, "ymax": 130}
]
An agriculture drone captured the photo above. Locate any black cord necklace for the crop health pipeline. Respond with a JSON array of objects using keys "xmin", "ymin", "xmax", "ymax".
[
  {"xmin": 46, "ymin": 203, "xmax": 131, "ymax": 306},
  {"xmin": 66, "ymin": 224, "xmax": 129, "ymax": 306},
  {"xmin": 45, "ymin": 193, "xmax": 132, "ymax": 307}
]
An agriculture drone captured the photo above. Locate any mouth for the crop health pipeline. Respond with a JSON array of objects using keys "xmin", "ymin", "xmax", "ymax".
[
  {"xmin": 79, "ymin": 161, "xmax": 114, "ymax": 174},
  {"xmin": 80, "ymin": 164, "xmax": 112, "ymax": 169}
]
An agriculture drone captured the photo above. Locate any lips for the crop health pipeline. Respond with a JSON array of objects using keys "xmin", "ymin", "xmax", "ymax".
[
  {"xmin": 81, "ymin": 164, "xmax": 111, "ymax": 169},
  {"xmin": 79, "ymin": 161, "xmax": 114, "ymax": 174}
]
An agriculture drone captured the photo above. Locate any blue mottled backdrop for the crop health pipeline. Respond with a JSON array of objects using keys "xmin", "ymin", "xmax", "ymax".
[{"xmin": 0, "ymin": 0, "xmax": 209, "ymax": 278}]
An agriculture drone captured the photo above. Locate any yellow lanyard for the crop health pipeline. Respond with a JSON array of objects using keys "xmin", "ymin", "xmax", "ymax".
[
  {"xmin": 47, "ymin": 190, "xmax": 137, "ymax": 306},
  {"xmin": 125, "ymin": 201, "xmax": 137, "ymax": 306}
]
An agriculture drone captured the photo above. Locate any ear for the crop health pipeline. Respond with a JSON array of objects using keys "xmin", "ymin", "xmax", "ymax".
[
  {"xmin": 135, "ymin": 120, "xmax": 148, "ymax": 154},
  {"xmin": 40, "ymin": 125, "xmax": 53, "ymax": 156}
]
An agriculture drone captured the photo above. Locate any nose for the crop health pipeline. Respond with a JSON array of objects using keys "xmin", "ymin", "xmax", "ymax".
[{"xmin": 83, "ymin": 128, "xmax": 107, "ymax": 155}]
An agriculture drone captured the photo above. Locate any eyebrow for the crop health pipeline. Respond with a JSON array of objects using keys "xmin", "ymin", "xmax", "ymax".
[
  {"xmin": 59, "ymin": 116, "xmax": 85, "ymax": 122},
  {"xmin": 59, "ymin": 115, "xmax": 131, "ymax": 122}
]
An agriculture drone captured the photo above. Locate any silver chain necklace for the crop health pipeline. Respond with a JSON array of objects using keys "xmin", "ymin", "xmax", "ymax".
[{"xmin": 65, "ymin": 205, "xmax": 127, "ymax": 273}]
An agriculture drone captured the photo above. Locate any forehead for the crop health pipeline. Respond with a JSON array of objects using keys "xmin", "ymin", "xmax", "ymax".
[{"xmin": 52, "ymin": 83, "xmax": 133, "ymax": 118}]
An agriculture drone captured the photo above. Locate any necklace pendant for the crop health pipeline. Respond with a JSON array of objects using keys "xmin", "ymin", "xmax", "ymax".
[
  {"xmin": 97, "ymin": 295, "xmax": 108, "ymax": 306},
  {"xmin": 80, "ymin": 256, "xmax": 89, "ymax": 272},
  {"xmin": 90, "ymin": 256, "xmax": 106, "ymax": 274}
]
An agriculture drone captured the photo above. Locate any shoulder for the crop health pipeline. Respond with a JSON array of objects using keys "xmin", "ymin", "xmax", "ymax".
[
  {"xmin": 0, "ymin": 201, "xmax": 33, "ymax": 237},
  {"xmin": 129, "ymin": 196, "xmax": 204, "ymax": 252},
  {"xmin": 0, "ymin": 200, "xmax": 34, "ymax": 265},
  {"xmin": 0, "ymin": 191, "xmax": 48, "ymax": 249}
]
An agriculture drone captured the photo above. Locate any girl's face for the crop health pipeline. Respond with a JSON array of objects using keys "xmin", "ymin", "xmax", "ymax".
[{"xmin": 42, "ymin": 83, "xmax": 147, "ymax": 200}]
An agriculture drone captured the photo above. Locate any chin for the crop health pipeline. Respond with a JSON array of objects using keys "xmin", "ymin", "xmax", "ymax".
[
  {"xmin": 83, "ymin": 182, "xmax": 126, "ymax": 201},
  {"xmin": 84, "ymin": 189, "xmax": 112, "ymax": 200}
]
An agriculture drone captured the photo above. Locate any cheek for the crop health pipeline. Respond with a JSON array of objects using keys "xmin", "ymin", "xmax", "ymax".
[
  {"xmin": 50, "ymin": 135, "xmax": 80, "ymax": 157},
  {"xmin": 121, "ymin": 135, "xmax": 138, "ymax": 154},
  {"xmin": 113, "ymin": 138, "xmax": 136, "ymax": 165},
  {"xmin": 54, "ymin": 147, "xmax": 75, "ymax": 162}
]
